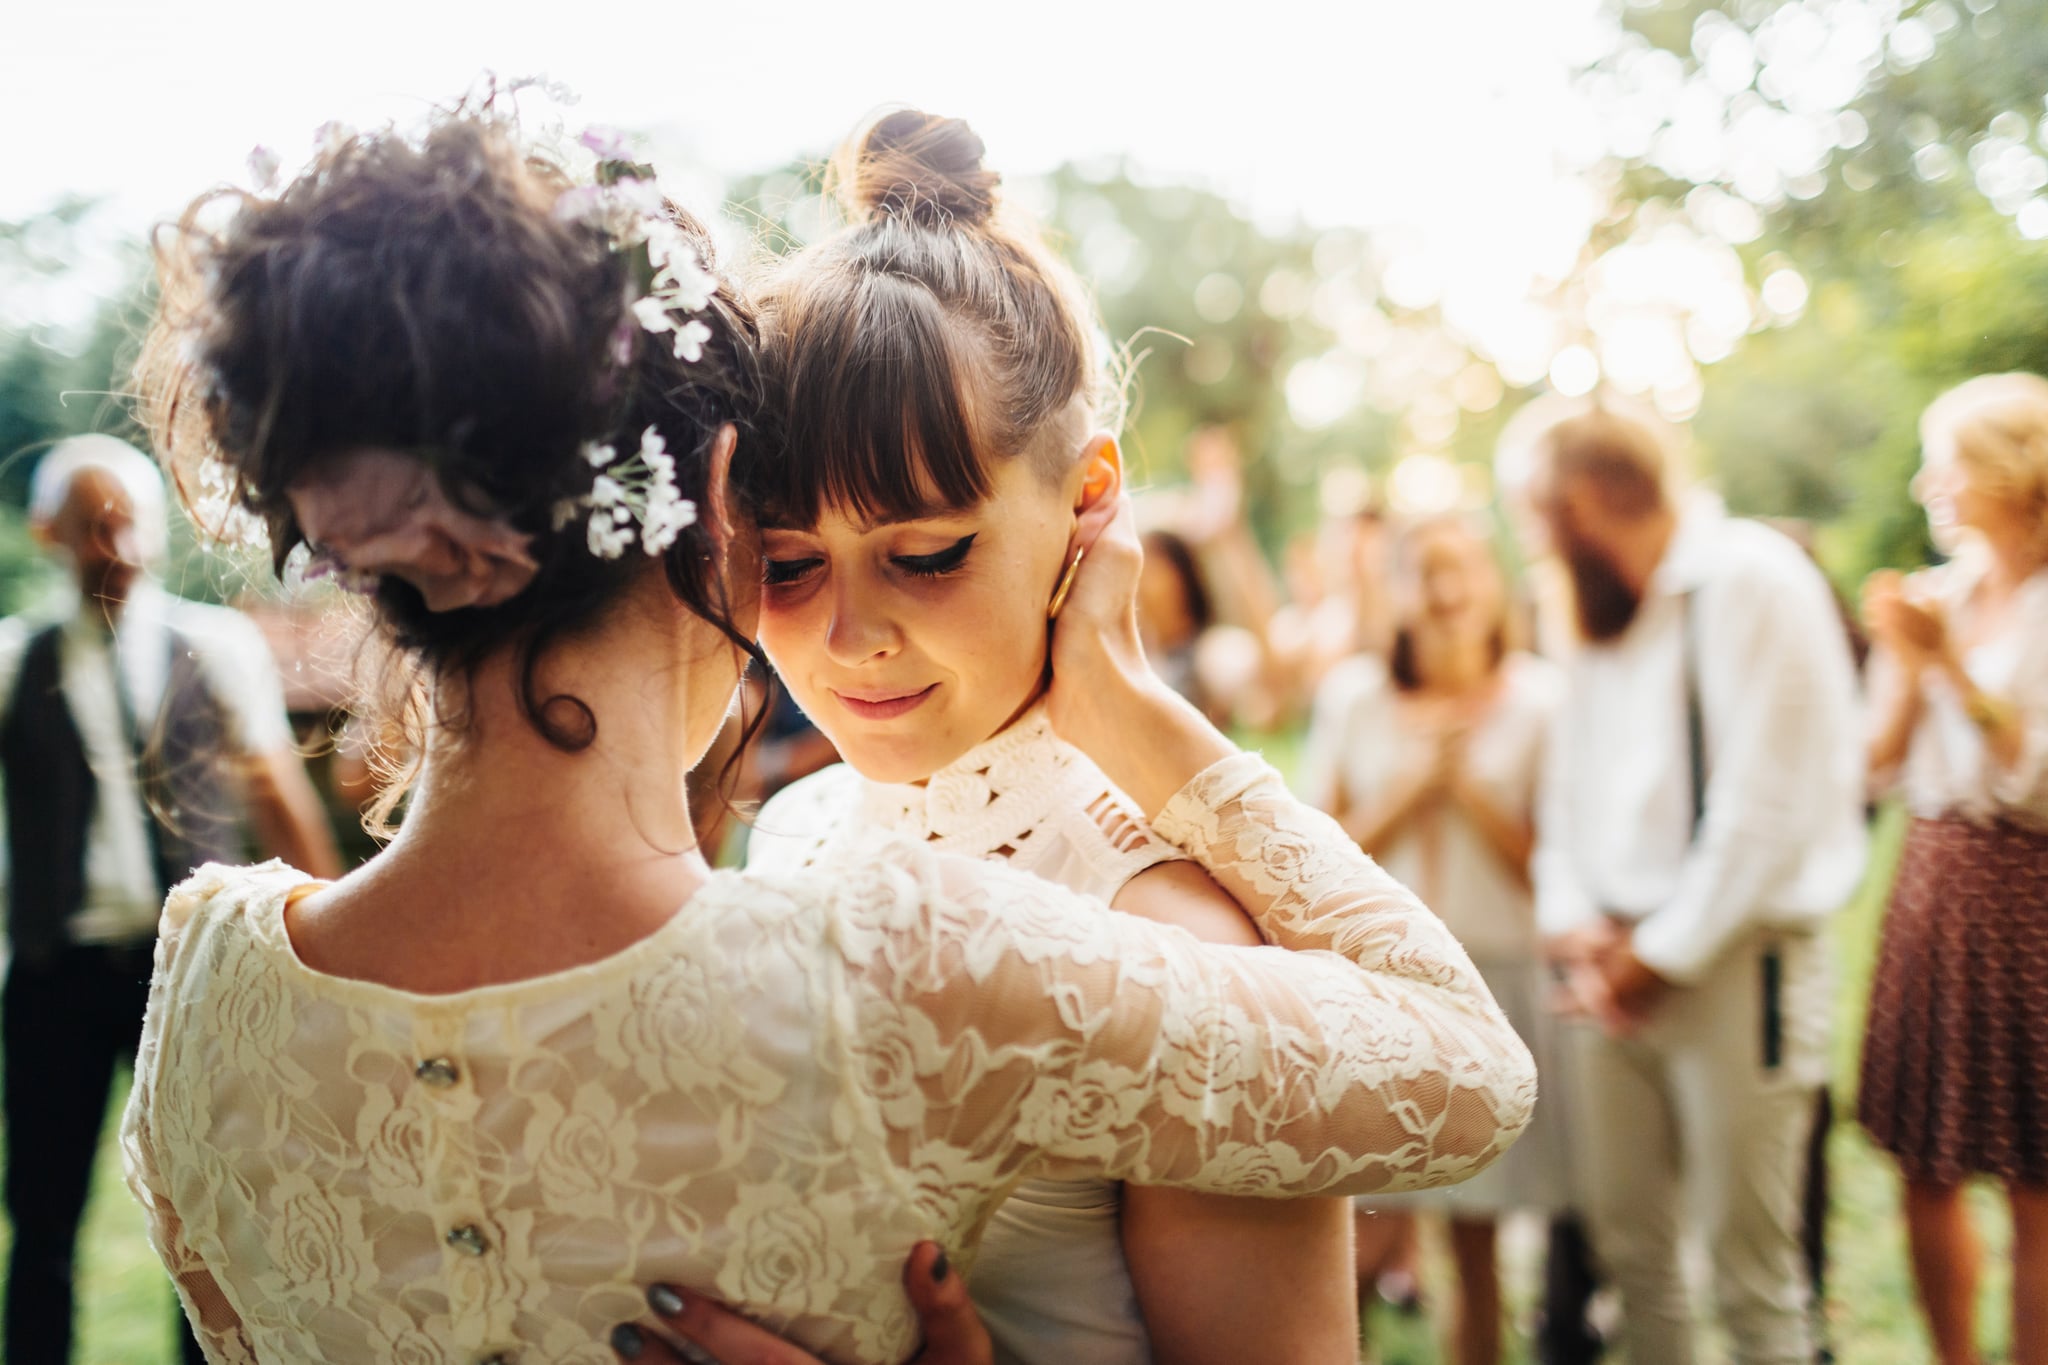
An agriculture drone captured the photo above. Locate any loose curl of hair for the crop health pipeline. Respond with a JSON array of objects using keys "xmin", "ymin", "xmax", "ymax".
[
  {"xmin": 737, "ymin": 108, "xmax": 1112, "ymax": 531},
  {"xmin": 136, "ymin": 105, "xmax": 768, "ymax": 829}
]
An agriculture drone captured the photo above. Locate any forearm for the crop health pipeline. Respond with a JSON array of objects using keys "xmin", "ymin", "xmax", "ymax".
[
  {"xmin": 1342, "ymin": 780, "xmax": 1429, "ymax": 859},
  {"xmin": 1449, "ymin": 778, "xmax": 1534, "ymax": 890},
  {"xmin": 1867, "ymin": 664, "xmax": 1925, "ymax": 778},
  {"xmin": 1122, "ymin": 1190, "xmax": 1356, "ymax": 1365},
  {"xmin": 1065, "ymin": 672, "xmax": 1235, "ymax": 821},
  {"xmin": 1937, "ymin": 654, "xmax": 2027, "ymax": 769}
]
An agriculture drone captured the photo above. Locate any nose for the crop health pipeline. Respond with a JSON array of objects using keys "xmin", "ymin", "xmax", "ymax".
[{"xmin": 823, "ymin": 576, "xmax": 901, "ymax": 666}]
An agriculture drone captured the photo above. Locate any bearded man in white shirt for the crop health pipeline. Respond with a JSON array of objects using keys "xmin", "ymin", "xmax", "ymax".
[
  {"xmin": 1497, "ymin": 398, "xmax": 1866, "ymax": 1365},
  {"xmin": 0, "ymin": 435, "xmax": 342, "ymax": 1365}
]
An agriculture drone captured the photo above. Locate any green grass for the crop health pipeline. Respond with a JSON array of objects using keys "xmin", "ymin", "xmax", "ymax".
[{"xmin": 0, "ymin": 807, "xmax": 2009, "ymax": 1363}]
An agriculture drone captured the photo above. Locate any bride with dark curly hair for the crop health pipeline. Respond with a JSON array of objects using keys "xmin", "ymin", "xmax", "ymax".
[{"xmin": 121, "ymin": 103, "xmax": 1534, "ymax": 1365}]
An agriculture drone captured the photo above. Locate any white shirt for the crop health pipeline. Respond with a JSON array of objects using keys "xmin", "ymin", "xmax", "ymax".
[
  {"xmin": 1532, "ymin": 505, "xmax": 1868, "ymax": 983},
  {"xmin": 1881, "ymin": 558, "xmax": 2048, "ymax": 830},
  {"xmin": 1301, "ymin": 652, "xmax": 1562, "ymax": 960},
  {"xmin": 0, "ymin": 580, "xmax": 293, "ymax": 944}
]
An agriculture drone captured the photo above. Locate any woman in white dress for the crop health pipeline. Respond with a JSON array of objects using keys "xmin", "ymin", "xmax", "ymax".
[
  {"xmin": 716, "ymin": 109, "xmax": 1431, "ymax": 1365},
  {"xmin": 1302, "ymin": 514, "xmax": 1566, "ymax": 1365},
  {"xmin": 120, "ymin": 109, "xmax": 1535, "ymax": 1365}
]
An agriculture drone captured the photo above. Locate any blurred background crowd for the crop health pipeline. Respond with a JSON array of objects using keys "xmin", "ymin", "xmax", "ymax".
[{"xmin": 6, "ymin": 0, "xmax": 2048, "ymax": 1361}]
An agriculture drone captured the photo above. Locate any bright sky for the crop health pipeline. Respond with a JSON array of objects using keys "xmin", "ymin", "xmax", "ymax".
[
  {"xmin": 17, "ymin": 0, "xmax": 1789, "ymax": 444},
  {"xmin": 4, "ymin": 0, "xmax": 1617, "ymax": 233}
]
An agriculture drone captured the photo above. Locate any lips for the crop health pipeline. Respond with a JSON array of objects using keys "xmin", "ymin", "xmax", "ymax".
[{"xmin": 830, "ymin": 683, "xmax": 938, "ymax": 721}]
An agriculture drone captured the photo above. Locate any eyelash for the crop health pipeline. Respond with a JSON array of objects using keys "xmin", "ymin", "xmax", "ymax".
[
  {"xmin": 761, "ymin": 557, "xmax": 821, "ymax": 587},
  {"xmin": 760, "ymin": 534, "xmax": 977, "ymax": 586},
  {"xmin": 894, "ymin": 534, "xmax": 977, "ymax": 578}
]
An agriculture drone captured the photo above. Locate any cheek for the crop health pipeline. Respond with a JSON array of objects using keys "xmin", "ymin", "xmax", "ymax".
[
  {"xmin": 755, "ymin": 592, "xmax": 822, "ymax": 683},
  {"xmin": 931, "ymin": 575, "xmax": 1048, "ymax": 683}
]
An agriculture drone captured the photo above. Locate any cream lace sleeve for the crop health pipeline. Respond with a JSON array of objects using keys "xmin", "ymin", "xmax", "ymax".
[
  {"xmin": 120, "ymin": 879, "xmax": 255, "ymax": 1365},
  {"xmin": 840, "ymin": 754, "xmax": 1536, "ymax": 1200}
]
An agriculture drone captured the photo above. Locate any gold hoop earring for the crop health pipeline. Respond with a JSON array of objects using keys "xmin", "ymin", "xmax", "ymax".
[{"xmin": 1046, "ymin": 546, "xmax": 1086, "ymax": 621}]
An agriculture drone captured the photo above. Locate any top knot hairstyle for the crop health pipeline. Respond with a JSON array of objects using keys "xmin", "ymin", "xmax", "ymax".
[
  {"xmin": 846, "ymin": 110, "xmax": 1001, "ymax": 228},
  {"xmin": 137, "ymin": 105, "xmax": 766, "ymax": 757},
  {"xmin": 736, "ymin": 109, "xmax": 1109, "ymax": 530}
]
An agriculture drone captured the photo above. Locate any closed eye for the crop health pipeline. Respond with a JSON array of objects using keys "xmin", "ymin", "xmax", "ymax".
[
  {"xmin": 892, "ymin": 534, "xmax": 977, "ymax": 578},
  {"xmin": 761, "ymin": 556, "xmax": 823, "ymax": 587}
]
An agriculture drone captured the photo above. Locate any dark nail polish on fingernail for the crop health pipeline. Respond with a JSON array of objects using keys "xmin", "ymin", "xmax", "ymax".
[
  {"xmin": 610, "ymin": 1323, "xmax": 645, "ymax": 1358},
  {"xmin": 648, "ymin": 1284, "xmax": 685, "ymax": 1316},
  {"xmin": 931, "ymin": 1250, "xmax": 950, "ymax": 1283}
]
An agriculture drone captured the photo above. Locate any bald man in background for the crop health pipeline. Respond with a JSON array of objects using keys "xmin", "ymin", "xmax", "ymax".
[{"xmin": 0, "ymin": 434, "xmax": 341, "ymax": 1364}]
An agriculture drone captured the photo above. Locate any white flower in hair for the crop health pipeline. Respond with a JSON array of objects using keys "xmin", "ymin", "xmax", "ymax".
[
  {"xmin": 671, "ymin": 320, "xmax": 713, "ymax": 363},
  {"xmin": 630, "ymin": 296, "xmax": 675, "ymax": 336},
  {"xmin": 561, "ymin": 427, "xmax": 697, "ymax": 561},
  {"xmin": 190, "ymin": 456, "xmax": 269, "ymax": 549},
  {"xmin": 547, "ymin": 134, "xmax": 722, "ymax": 367}
]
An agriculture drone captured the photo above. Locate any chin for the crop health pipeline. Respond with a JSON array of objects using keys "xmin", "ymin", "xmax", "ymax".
[{"xmin": 833, "ymin": 732, "xmax": 954, "ymax": 786}]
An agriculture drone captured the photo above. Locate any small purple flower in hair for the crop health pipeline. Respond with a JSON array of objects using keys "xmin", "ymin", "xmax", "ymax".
[
  {"xmin": 312, "ymin": 121, "xmax": 355, "ymax": 157},
  {"xmin": 580, "ymin": 126, "xmax": 632, "ymax": 160},
  {"xmin": 300, "ymin": 544, "xmax": 380, "ymax": 596},
  {"xmin": 552, "ymin": 183, "xmax": 608, "ymax": 225},
  {"xmin": 246, "ymin": 146, "xmax": 283, "ymax": 192},
  {"xmin": 608, "ymin": 317, "xmax": 637, "ymax": 368}
]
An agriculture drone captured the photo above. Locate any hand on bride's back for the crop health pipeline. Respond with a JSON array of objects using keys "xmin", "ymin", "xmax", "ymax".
[{"xmin": 608, "ymin": 1243, "xmax": 991, "ymax": 1364}]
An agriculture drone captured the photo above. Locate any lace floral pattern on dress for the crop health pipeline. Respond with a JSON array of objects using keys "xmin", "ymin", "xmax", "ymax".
[
  {"xmin": 751, "ymin": 704, "xmax": 1181, "ymax": 893},
  {"xmin": 123, "ymin": 757, "xmax": 1533, "ymax": 1365}
]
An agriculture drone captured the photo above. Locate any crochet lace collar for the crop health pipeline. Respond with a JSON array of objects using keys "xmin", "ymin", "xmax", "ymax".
[{"xmin": 857, "ymin": 703, "xmax": 1090, "ymax": 858}]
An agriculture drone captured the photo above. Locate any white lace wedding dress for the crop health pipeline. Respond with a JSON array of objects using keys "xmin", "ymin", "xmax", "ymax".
[
  {"xmin": 748, "ymin": 706, "xmax": 1194, "ymax": 1364},
  {"xmin": 124, "ymin": 752, "xmax": 1535, "ymax": 1365}
]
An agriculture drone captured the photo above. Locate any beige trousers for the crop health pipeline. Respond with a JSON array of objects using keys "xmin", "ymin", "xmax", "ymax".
[{"xmin": 1562, "ymin": 928, "xmax": 1829, "ymax": 1365}]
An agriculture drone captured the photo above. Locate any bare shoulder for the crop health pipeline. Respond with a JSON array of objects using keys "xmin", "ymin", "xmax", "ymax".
[{"xmin": 1110, "ymin": 859, "xmax": 1261, "ymax": 947}]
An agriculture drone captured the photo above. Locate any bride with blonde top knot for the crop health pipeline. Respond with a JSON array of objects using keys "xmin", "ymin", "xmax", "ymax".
[{"xmin": 120, "ymin": 96, "xmax": 1534, "ymax": 1365}]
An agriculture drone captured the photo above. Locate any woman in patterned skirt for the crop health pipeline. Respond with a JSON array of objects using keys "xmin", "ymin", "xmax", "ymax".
[{"xmin": 1859, "ymin": 372, "xmax": 2048, "ymax": 1365}]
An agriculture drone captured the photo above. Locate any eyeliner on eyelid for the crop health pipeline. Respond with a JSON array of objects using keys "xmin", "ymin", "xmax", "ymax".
[{"xmin": 895, "ymin": 533, "xmax": 977, "ymax": 575}]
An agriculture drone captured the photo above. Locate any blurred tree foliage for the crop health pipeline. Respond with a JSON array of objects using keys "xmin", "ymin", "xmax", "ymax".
[
  {"xmin": 10, "ymin": 4, "xmax": 2044, "ymax": 607},
  {"xmin": 1604, "ymin": 0, "xmax": 2048, "ymax": 585},
  {"xmin": 0, "ymin": 203, "xmax": 228, "ymax": 609}
]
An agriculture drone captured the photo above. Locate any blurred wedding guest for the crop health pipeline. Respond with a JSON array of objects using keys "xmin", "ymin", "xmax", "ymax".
[
  {"xmin": 1136, "ymin": 528, "xmax": 1239, "ymax": 721},
  {"xmin": 1857, "ymin": 372, "xmax": 2048, "ymax": 1365},
  {"xmin": 1268, "ymin": 470, "xmax": 1394, "ymax": 706},
  {"xmin": 1139, "ymin": 426, "xmax": 1303, "ymax": 727},
  {"xmin": 0, "ymin": 435, "xmax": 341, "ymax": 1364},
  {"xmin": 1304, "ymin": 513, "xmax": 1567, "ymax": 1365},
  {"xmin": 1497, "ymin": 396, "xmax": 1866, "ymax": 1365}
]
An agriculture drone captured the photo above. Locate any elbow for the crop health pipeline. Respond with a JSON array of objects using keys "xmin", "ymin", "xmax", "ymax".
[
  {"xmin": 1444, "ymin": 1001, "xmax": 1540, "ymax": 1188},
  {"xmin": 1480, "ymin": 1022, "xmax": 1540, "ymax": 1168}
]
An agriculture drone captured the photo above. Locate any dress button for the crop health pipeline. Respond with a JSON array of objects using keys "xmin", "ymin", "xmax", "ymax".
[
  {"xmin": 477, "ymin": 1355, "xmax": 514, "ymax": 1365},
  {"xmin": 415, "ymin": 1057, "xmax": 460, "ymax": 1087},
  {"xmin": 446, "ymin": 1223, "xmax": 490, "ymax": 1256}
]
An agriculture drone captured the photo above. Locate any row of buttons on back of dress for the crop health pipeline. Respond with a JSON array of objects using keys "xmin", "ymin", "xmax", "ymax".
[{"xmin": 415, "ymin": 1052, "xmax": 515, "ymax": 1365}]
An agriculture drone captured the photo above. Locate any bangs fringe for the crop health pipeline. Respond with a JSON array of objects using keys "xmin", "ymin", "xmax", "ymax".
[{"xmin": 749, "ymin": 269, "xmax": 995, "ymax": 529}]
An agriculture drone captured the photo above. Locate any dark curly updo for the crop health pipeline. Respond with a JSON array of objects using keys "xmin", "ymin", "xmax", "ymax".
[{"xmin": 138, "ymin": 105, "xmax": 766, "ymax": 788}]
